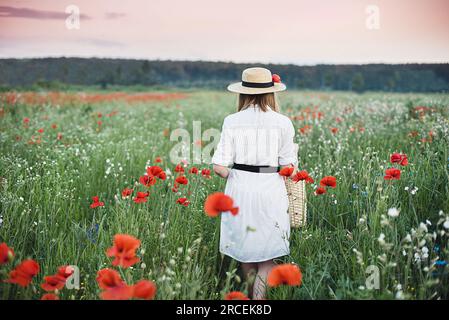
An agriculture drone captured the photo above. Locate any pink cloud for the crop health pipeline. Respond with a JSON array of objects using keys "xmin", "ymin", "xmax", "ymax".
[{"xmin": 0, "ymin": 5, "xmax": 91, "ymax": 20}]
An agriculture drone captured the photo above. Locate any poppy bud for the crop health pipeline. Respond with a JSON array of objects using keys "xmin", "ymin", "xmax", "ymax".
[{"xmin": 7, "ymin": 250, "xmax": 14, "ymax": 262}]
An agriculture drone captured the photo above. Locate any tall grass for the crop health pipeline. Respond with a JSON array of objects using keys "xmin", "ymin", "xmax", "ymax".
[{"xmin": 0, "ymin": 90, "xmax": 448, "ymax": 300}]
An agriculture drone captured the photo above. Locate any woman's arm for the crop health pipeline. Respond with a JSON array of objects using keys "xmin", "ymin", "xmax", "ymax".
[
  {"xmin": 211, "ymin": 117, "xmax": 234, "ymax": 179},
  {"xmin": 213, "ymin": 164, "xmax": 230, "ymax": 179}
]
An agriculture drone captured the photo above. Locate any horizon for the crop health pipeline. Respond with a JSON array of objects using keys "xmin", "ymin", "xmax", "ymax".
[
  {"xmin": 1, "ymin": 56, "xmax": 449, "ymax": 67},
  {"xmin": 1, "ymin": 0, "xmax": 448, "ymax": 65}
]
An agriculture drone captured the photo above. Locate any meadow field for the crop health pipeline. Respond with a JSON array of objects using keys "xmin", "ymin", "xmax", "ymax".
[{"xmin": 0, "ymin": 89, "xmax": 448, "ymax": 300}]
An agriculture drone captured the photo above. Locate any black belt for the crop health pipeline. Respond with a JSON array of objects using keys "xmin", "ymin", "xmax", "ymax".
[{"xmin": 232, "ymin": 163, "xmax": 280, "ymax": 173}]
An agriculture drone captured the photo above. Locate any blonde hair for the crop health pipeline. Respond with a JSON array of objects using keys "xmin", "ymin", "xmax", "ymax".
[{"xmin": 238, "ymin": 93, "xmax": 279, "ymax": 112}]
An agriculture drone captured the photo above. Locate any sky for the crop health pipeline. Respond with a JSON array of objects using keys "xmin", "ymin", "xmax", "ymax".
[{"xmin": 0, "ymin": 0, "xmax": 448, "ymax": 65}]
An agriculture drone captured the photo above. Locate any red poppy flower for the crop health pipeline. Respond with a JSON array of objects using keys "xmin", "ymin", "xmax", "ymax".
[
  {"xmin": 189, "ymin": 167, "xmax": 199, "ymax": 174},
  {"xmin": 121, "ymin": 188, "xmax": 133, "ymax": 199},
  {"xmin": 224, "ymin": 291, "xmax": 250, "ymax": 300},
  {"xmin": 56, "ymin": 265, "xmax": 74, "ymax": 279},
  {"xmin": 384, "ymin": 168, "xmax": 401, "ymax": 180},
  {"xmin": 51, "ymin": 123, "xmax": 57, "ymax": 129},
  {"xmin": 331, "ymin": 127, "xmax": 338, "ymax": 134},
  {"xmin": 106, "ymin": 234, "xmax": 141, "ymax": 268},
  {"xmin": 267, "ymin": 264, "xmax": 302, "ymax": 287},
  {"xmin": 147, "ymin": 166, "xmax": 167, "ymax": 180},
  {"xmin": 390, "ymin": 153, "xmax": 408, "ymax": 166},
  {"xmin": 299, "ymin": 125, "xmax": 312, "ymax": 135},
  {"xmin": 133, "ymin": 191, "xmax": 149, "ymax": 203},
  {"xmin": 175, "ymin": 176, "xmax": 188, "ymax": 185},
  {"xmin": 315, "ymin": 187, "xmax": 327, "ymax": 195},
  {"xmin": 155, "ymin": 157, "xmax": 162, "ymax": 163},
  {"xmin": 97, "ymin": 120, "xmax": 102, "ymax": 126},
  {"xmin": 41, "ymin": 275, "xmax": 66, "ymax": 292},
  {"xmin": 132, "ymin": 280, "xmax": 157, "ymax": 300},
  {"xmin": 204, "ymin": 192, "xmax": 239, "ymax": 217},
  {"xmin": 272, "ymin": 74, "xmax": 281, "ymax": 83},
  {"xmin": 5, "ymin": 259, "xmax": 40, "ymax": 287},
  {"xmin": 174, "ymin": 164, "xmax": 185, "ymax": 173},
  {"xmin": 320, "ymin": 176, "xmax": 337, "ymax": 188},
  {"xmin": 291, "ymin": 170, "xmax": 314, "ymax": 184},
  {"xmin": 201, "ymin": 169, "xmax": 211, "ymax": 178},
  {"xmin": 139, "ymin": 174, "xmax": 157, "ymax": 187},
  {"xmin": 408, "ymin": 130, "xmax": 419, "ymax": 138},
  {"xmin": 37, "ymin": 128, "xmax": 44, "ymax": 134},
  {"xmin": 176, "ymin": 197, "xmax": 190, "ymax": 207},
  {"xmin": 23, "ymin": 117, "xmax": 30, "ymax": 125},
  {"xmin": 90, "ymin": 196, "xmax": 105, "ymax": 208},
  {"xmin": 0, "ymin": 242, "xmax": 14, "ymax": 265},
  {"xmin": 279, "ymin": 167, "xmax": 294, "ymax": 177},
  {"xmin": 96, "ymin": 268, "xmax": 133, "ymax": 300},
  {"xmin": 41, "ymin": 293, "xmax": 59, "ymax": 300}
]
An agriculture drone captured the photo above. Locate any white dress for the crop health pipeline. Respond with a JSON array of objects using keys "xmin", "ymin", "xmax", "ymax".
[{"xmin": 212, "ymin": 105, "xmax": 298, "ymax": 262}]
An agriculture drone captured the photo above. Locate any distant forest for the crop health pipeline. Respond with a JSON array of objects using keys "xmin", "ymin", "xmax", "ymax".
[{"xmin": 0, "ymin": 58, "xmax": 448, "ymax": 92}]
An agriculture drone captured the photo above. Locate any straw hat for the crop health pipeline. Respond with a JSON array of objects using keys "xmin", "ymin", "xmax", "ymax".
[{"xmin": 227, "ymin": 67, "xmax": 286, "ymax": 94}]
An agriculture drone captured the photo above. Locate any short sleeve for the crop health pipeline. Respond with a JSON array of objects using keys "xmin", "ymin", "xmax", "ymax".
[
  {"xmin": 278, "ymin": 120, "xmax": 298, "ymax": 166},
  {"xmin": 211, "ymin": 118, "xmax": 234, "ymax": 166}
]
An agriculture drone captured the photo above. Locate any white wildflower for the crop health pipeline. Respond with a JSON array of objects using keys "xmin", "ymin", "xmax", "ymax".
[
  {"xmin": 378, "ymin": 233, "xmax": 386, "ymax": 245},
  {"xmin": 443, "ymin": 220, "xmax": 449, "ymax": 230},
  {"xmin": 422, "ymin": 246, "xmax": 429, "ymax": 259},
  {"xmin": 418, "ymin": 223, "xmax": 428, "ymax": 233},
  {"xmin": 387, "ymin": 207, "xmax": 400, "ymax": 218},
  {"xmin": 414, "ymin": 252, "xmax": 421, "ymax": 262},
  {"xmin": 395, "ymin": 290, "xmax": 405, "ymax": 300},
  {"xmin": 377, "ymin": 254, "xmax": 387, "ymax": 263}
]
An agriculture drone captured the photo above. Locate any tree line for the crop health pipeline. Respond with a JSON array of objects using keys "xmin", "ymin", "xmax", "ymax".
[{"xmin": 0, "ymin": 58, "xmax": 448, "ymax": 92}]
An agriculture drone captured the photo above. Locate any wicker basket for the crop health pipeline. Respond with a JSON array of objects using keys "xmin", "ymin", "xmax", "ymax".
[
  {"xmin": 285, "ymin": 178, "xmax": 307, "ymax": 228},
  {"xmin": 286, "ymin": 143, "xmax": 307, "ymax": 228}
]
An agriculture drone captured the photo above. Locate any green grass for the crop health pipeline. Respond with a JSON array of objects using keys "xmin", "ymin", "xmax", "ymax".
[{"xmin": 0, "ymin": 90, "xmax": 448, "ymax": 300}]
